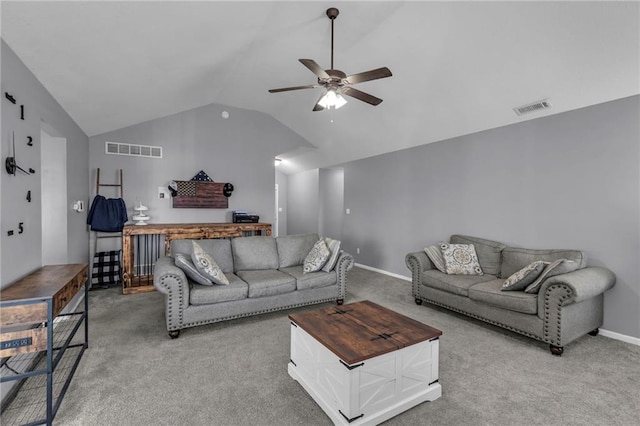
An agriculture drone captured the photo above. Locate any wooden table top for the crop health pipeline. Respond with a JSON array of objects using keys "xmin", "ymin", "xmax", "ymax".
[
  {"xmin": 0, "ymin": 264, "xmax": 88, "ymax": 303},
  {"xmin": 289, "ymin": 300, "xmax": 442, "ymax": 365}
]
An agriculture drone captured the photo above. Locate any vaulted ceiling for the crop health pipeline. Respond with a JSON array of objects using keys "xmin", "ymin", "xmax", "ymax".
[{"xmin": 2, "ymin": 1, "xmax": 638, "ymax": 174}]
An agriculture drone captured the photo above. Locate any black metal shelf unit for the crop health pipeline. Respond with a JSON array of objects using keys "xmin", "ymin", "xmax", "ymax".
[{"xmin": 0, "ymin": 265, "xmax": 89, "ymax": 426}]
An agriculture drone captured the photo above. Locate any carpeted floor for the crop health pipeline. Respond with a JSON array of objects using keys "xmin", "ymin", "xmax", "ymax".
[{"xmin": 52, "ymin": 267, "xmax": 639, "ymax": 425}]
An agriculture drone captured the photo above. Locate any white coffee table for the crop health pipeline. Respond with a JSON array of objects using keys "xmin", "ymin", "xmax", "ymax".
[{"xmin": 288, "ymin": 300, "xmax": 442, "ymax": 425}]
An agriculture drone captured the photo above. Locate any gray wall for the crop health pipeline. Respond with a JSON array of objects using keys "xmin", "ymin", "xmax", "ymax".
[
  {"xmin": 342, "ymin": 95, "xmax": 640, "ymax": 338},
  {"xmin": 1, "ymin": 40, "xmax": 89, "ymax": 287},
  {"xmin": 89, "ymin": 104, "xmax": 311, "ymax": 240},
  {"xmin": 319, "ymin": 168, "xmax": 344, "ymax": 240},
  {"xmin": 287, "ymin": 169, "xmax": 319, "ymax": 235}
]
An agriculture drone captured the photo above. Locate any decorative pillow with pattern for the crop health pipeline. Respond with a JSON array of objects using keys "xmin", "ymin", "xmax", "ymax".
[
  {"xmin": 440, "ymin": 243, "xmax": 484, "ymax": 275},
  {"xmin": 175, "ymin": 253, "xmax": 213, "ymax": 286},
  {"xmin": 501, "ymin": 260, "xmax": 548, "ymax": 291},
  {"xmin": 303, "ymin": 239, "xmax": 331, "ymax": 274},
  {"xmin": 524, "ymin": 259, "xmax": 580, "ymax": 294},
  {"xmin": 424, "ymin": 245, "xmax": 447, "ymax": 273},
  {"xmin": 321, "ymin": 237, "xmax": 342, "ymax": 272},
  {"xmin": 191, "ymin": 241, "xmax": 230, "ymax": 285}
]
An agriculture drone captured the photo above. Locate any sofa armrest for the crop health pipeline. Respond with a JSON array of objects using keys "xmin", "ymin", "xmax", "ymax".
[
  {"xmin": 405, "ymin": 251, "xmax": 433, "ymax": 299},
  {"xmin": 538, "ymin": 267, "xmax": 616, "ymax": 305},
  {"xmin": 335, "ymin": 251, "xmax": 354, "ymax": 301},
  {"xmin": 153, "ymin": 256, "xmax": 190, "ymax": 331},
  {"xmin": 537, "ymin": 266, "xmax": 615, "ymax": 322}
]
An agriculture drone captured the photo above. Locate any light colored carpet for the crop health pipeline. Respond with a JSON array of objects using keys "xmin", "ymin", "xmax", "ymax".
[{"xmin": 54, "ymin": 267, "xmax": 639, "ymax": 425}]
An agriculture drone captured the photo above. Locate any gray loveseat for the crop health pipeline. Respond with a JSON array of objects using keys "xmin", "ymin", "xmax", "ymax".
[
  {"xmin": 406, "ymin": 235, "xmax": 616, "ymax": 355},
  {"xmin": 154, "ymin": 233, "xmax": 353, "ymax": 338}
]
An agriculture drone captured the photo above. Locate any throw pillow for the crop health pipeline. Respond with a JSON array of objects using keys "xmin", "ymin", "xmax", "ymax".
[
  {"xmin": 303, "ymin": 239, "xmax": 331, "ymax": 274},
  {"xmin": 501, "ymin": 260, "xmax": 548, "ymax": 291},
  {"xmin": 321, "ymin": 237, "xmax": 342, "ymax": 272},
  {"xmin": 175, "ymin": 253, "xmax": 214, "ymax": 286},
  {"xmin": 440, "ymin": 243, "xmax": 483, "ymax": 275},
  {"xmin": 191, "ymin": 241, "xmax": 230, "ymax": 285},
  {"xmin": 524, "ymin": 259, "xmax": 580, "ymax": 294},
  {"xmin": 424, "ymin": 245, "xmax": 447, "ymax": 273}
]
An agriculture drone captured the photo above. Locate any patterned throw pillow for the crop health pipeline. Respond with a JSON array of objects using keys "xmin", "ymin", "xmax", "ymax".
[
  {"xmin": 321, "ymin": 237, "xmax": 342, "ymax": 272},
  {"xmin": 524, "ymin": 259, "xmax": 580, "ymax": 294},
  {"xmin": 303, "ymin": 239, "xmax": 331, "ymax": 274},
  {"xmin": 440, "ymin": 243, "xmax": 483, "ymax": 275},
  {"xmin": 501, "ymin": 261, "xmax": 548, "ymax": 291},
  {"xmin": 175, "ymin": 253, "xmax": 213, "ymax": 286},
  {"xmin": 424, "ymin": 245, "xmax": 447, "ymax": 273},
  {"xmin": 191, "ymin": 241, "xmax": 230, "ymax": 285}
]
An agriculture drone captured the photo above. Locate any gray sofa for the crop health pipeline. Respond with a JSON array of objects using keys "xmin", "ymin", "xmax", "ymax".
[
  {"xmin": 153, "ymin": 233, "xmax": 353, "ymax": 338},
  {"xmin": 406, "ymin": 235, "xmax": 616, "ymax": 355}
]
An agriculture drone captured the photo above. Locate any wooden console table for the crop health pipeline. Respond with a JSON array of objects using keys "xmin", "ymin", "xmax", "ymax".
[
  {"xmin": 0, "ymin": 264, "xmax": 89, "ymax": 426},
  {"xmin": 121, "ymin": 222, "xmax": 271, "ymax": 294}
]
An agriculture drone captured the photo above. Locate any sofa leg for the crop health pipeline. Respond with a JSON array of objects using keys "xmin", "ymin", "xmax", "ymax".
[
  {"xmin": 168, "ymin": 330, "xmax": 180, "ymax": 339},
  {"xmin": 588, "ymin": 328, "xmax": 599, "ymax": 336},
  {"xmin": 549, "ymin": 345, "xmax": 564, "ymax": 356},
  {"xmin": 415, "ymin": 298, "xmax": 423, "ymax": 305},
  {"xmin": 337, "ymin": 299, "xmax": 344, "ymax": 306}
]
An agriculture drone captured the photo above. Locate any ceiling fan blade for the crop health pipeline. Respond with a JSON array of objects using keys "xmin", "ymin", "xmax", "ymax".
[
  {"xmin": 299, "ymin": 59, "xmax": 330, "ymax": 79},
  {"xmin": 345, "ymin": 67, "xmax": 392, "ymax": 85},
  {"xmin": 268, "ymin": 84, "xmax": 319, "ymax": 93},
  {"xmin": 341, "ymin": 87, "xmax": 383, "ymax": 106}
]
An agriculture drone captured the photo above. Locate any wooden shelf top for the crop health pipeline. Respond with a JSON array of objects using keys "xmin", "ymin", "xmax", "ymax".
[
  {"xmin": 289, "ymin": 300, "xmax": 442, "ymax": 364},
  {"xmin": 123, "ymin": 222, "xmax": 271, "ymax": 235},
  {"xmin": 0, "ymin": 264, "xmax": 88, "ymax": 303}
]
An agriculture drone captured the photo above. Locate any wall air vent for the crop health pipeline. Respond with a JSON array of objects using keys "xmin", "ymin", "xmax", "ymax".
[
  {"xmin": 105, "ymin": 142, "xmax": 162, "ymax": 159},
  {"xmin": 513, "ymin": 99, "xmax": 552, "ymax": 116}
]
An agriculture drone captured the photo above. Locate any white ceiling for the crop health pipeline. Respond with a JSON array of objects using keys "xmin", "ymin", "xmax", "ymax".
[{"xmin": 2, "ymin": 1, "xmax": 639, "ymax": 174}]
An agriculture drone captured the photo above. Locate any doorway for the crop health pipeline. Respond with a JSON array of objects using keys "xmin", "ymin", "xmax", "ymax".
[{"xmin": 41, "ymin": 129, "xmax": 68, "ymax": 264}]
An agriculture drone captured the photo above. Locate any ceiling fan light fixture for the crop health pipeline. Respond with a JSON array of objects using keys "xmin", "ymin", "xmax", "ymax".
[{"xmin": 318, "ymin": 88, "xmax": 347, "ymax": 109}]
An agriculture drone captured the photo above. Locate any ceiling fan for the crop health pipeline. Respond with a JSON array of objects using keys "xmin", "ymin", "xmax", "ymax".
[{"xmin": 268, "ymin": 7, "xmax": 392, "ymax": 111}]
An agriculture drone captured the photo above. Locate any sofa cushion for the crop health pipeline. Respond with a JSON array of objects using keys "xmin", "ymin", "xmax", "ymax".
[
  {"xmin": 422, "ymin": 270, "xmax": 495, "ymax": 297},
  {"xmin": 469, "ymin": 279, "xmax": 538, "ymax": 314},
  {"xmin": 303, "ymin": 239, "xmax": 331, "ymax": 273},
  {"xmin": 424, "ymin": 245, "xmax": 447, "ymax": 273},
  {"xmin": 280, "ymin": 266, "xmax": 337, "ymax": 291},
  {"xmin": 501, "ymin": 261, "xmax": 547, "ymax": 291},
  {"xmin": 524, "ymin": 258, "xmax": 581, "ymax": 294},
  {"xmin": 440, "ymin": 243, "xmax": 483, "ymax": 275},
  {"xmin": 171, "ymin": 239, "xmax": 234, "ymax": 273},
  {"xmin": 189, "ymin": 273, "xmax": 248, "ymax": 305},
  {"xmin": 276, "ymin": 233, "xmax": 320, "ymax": 268},
  {"xmin": 321, "ymin": 237, "xmax": 342, "ymax": 272},
  {"xmin": 191, "ymin": 241, "xmax": 230, "ymax": 286},
  {"xmin": 500, "ymin": 247, "xmax": 587, "ymax": 279},
  {"xmin": 232, "ymin": 237, "xmax": 279, "ymax": 271},
  {"xmin": 236, "ymin": 269, "xmax": 296, "ymax": 298},
  {"xmin": 174, "ymin": 253, "xmax": 213, "ymax": 286},
  {"xmin": 451, "ymin": 235, "xmax": 506, "ymax": 276}
]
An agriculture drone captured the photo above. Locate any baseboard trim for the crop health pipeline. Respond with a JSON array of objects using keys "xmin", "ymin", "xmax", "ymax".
[
  {"xmin": 354, "ymin": 263, "xmax": 640, "ymax": 347},
  {"xmin": 599, "ymin": 329, "xmax": 640, "ymax": 346},
  {"xmin": 355, "ymin": 263, "xmax": 411, "ymax": 282}
]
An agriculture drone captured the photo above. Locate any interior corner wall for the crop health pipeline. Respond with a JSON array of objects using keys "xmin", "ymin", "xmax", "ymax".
[
  {"xmin": 287, "ymin": 169, "xmax": 319, "ymax": 235},
  {"xmin": 1, "ymin": 39, "xmax": 89, "ymax": 288},
  {"xmin": 88, "ymin": 103, "xmax": 309, "ymax": 252},
  {"xmin": 275, "ymin": 170, "xmax": 288, "ymax": 236},
  {"xmin": 343, "ymin": 95, "xmax": 640, "ymax": 339}
]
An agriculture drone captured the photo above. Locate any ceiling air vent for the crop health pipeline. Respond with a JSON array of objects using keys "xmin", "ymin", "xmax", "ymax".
[
  {"xmin": 105, "ymin": 142, "xmax": 162, "ymax": 159},
  {"xmin": 513, "ymin": 99, "xmax": 552, "ymax": 116}
]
